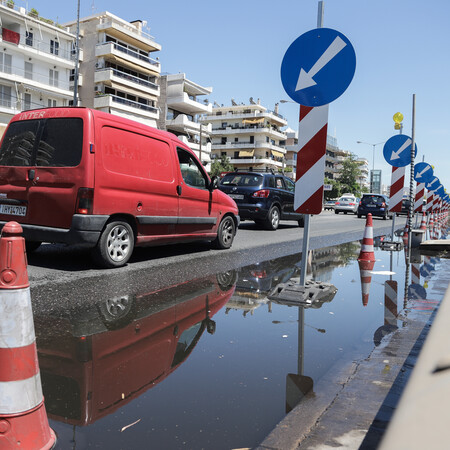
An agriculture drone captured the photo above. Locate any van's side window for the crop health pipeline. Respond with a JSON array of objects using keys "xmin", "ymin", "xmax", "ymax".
[{"xmin": 177, "ymin": 148, "xmax": 207, "ymax": 189}]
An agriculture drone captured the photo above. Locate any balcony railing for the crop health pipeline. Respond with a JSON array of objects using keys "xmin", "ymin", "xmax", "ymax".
[
  {"xmin": 0, "ymin": 63, "xmax": 70, "ymax": 91},
  {"xmin": 96, "ymin": 92, "xmax": 158, "ymax": 114},
  {"xmin": 96, "ymin": 67, "xmax": 158, "ymax": 90},
  {"xmin": 1, "ymin": 28, "xmax": 75, "ymax": 62},
  {"xmin": 97, "ymin": 42, "xmax": 160, "ymax": 67}
]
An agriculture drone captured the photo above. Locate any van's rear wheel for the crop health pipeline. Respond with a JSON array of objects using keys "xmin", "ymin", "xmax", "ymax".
[
  {"xmin": 212, "ymin": 216, "xmax": 235, "ymax": 249},
  {"xmin": 25, "ymin": 241, "xmax": 41, "ymax": 253},
  {"xmin": 93, "ymin": 221, "xmax": 134, "ymax": 268}
]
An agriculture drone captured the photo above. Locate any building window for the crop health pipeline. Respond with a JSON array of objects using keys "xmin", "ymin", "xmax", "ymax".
[
  {"xmin": 25, "ymin": 31, "xmax": 33, "ymax": 47},
  {"xmin": 0, "ymin": 53, "xmax": 12, "ymax": 74},
  {"xmin": 221, "ymin": 137, "xmax": 227, "ymax": 144},
  {"xmin": 50, "ymin": 40, "xmax": 59, "ymax": 56},
  {"xmin": 24, "ymin": 93, "xmax": 31, "ymax": 110},
  {"xmin": 49, "ymin": 69, "xmax": 59, "ymax": 87},
  {"xmin": 24, "ymin": 62, "xmax": 33, "ymax": 80},
  {"xmin": 48, "ymin": 99, "xmax": 57, "ymax": 107},
  {"xmin": 0, "ymin": 85, "xmax": 12, "ymax": 107}
]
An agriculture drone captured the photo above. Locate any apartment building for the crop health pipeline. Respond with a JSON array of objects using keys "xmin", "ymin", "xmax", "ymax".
[
  {"xmin": 0, "ymin": 2, "xmax": 77, "ymax": 135},
  {"xmin": 203, "ymin": 100, "xmax": 287, "ymax": 173},
  {"xmin": 355, "ymin": 157, "xmax": 370, "ymax": 189},
  {"xmin": 65, "ymin": 11, "xmax": 161, "ymax": 127},
  {"xmin": 158, "ymin": 73, "xmax": 212, "ymax": 170}
]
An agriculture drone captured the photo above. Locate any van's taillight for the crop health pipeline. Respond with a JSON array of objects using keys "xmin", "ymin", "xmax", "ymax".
[
  {"xmin": 76, "ymin": 188, "xmax": 93, "ymax": 214},
  {"xmin": 252, "ymin": 189, "xmax": 270, "ymax": 198}
]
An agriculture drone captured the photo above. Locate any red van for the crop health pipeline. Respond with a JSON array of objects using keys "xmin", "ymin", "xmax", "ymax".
[{"xmin": 0, "ymin": 108, "xmax": 239, "ymax": 267}]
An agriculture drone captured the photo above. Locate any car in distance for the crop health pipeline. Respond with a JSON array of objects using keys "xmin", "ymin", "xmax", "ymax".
[
  {"xmin": 324, "ymin": 200, "xmax": 336, "ymax": 211},
  {"xmin": 218, "ymin": 171, "xmax": 304, "ymax": 230},
  {"xmin": 334, "ymin": 194, "xmax": 359, "ymax": 214},
  {"xmin": 357, "ymin": 194, "xmax": 391, "ymax": 220}
]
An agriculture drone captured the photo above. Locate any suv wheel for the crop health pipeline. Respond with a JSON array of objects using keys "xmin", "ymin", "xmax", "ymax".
[{"xmin": 265, "ymin": 206, "xmax": 280, "ymax": 230}]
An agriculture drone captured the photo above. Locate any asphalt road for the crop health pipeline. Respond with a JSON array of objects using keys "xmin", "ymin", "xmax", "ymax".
[{"xmin": 26, "ymin": 211, "xmax": 398, "ymax": 295}]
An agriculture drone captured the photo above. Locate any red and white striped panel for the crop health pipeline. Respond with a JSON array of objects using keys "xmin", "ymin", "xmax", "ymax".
[
  {"xmin": 411, "ymin": 263, "xmax": 420, "ymax": 285},
  {"xmin": 0, "ymin": 288, "xmax": 43, "ymax": 414},
  {"xmin": 426, "ymin": 193, "xmax": 434, "ymax": 214},
  {"xmin": 384, "ymin": 280, "xmax": 398, "ymax": 327},
  {"xmin": 388, "ymin": 166, "xmax": 405, "ymax": 213},
  {"xmin": 414, "ymin": 182, "xmax": 425, "ymax": 213},
  {"xmin": 433, "ymin": 195, "xmax": 440, "ymax": 211},
  {"xmin": 294, "ymin": 104, "xmax": 329, "ymax": 214}
]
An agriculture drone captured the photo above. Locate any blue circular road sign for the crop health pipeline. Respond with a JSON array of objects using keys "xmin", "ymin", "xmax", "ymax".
[
  {"xmin": 383, "ymin": 135, "xmax": 417, "ymax": 167},
  {"xmin": 426, "ymin": 177, "xmax": 440, "ymax": 192},
  {"xmin": 414, "ymin": 162, "xmax": 434, "ymax": 183},
  {"xmin": 281, "ymin": 28, "xmax": 356, "ymax": 107}
]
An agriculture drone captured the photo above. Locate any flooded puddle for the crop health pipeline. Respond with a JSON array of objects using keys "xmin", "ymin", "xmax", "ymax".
[{"xmin": 35, "ymin": 237, "xmax": 445, "ymax": 449}]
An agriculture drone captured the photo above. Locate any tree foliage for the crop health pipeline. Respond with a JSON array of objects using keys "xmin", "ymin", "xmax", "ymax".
[
  {"xmin": 210, "ymin": 155, "xmax": 234, "ymax": 177},
  {"xmin": 338, "ymin": 153, "xmax": 362, "ymax": 196}
]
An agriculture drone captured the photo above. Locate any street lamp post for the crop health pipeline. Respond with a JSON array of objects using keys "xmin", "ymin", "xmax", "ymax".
[{"xmin": 356, "ymin": 140, "xmax": 384, "ymax": 193}]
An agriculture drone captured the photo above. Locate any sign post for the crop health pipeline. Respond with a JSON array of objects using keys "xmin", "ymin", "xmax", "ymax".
[{"xmin": 280, "ymin": 13, "xmax": 356, "ymax": 288}]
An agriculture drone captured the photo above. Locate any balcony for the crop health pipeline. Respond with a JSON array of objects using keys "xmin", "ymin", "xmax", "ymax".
[
  {"xmin": 96, "ymin": 42, "xmax": 160, "ymax": 74},
  {"xmin": 204, "ymin": 110, "xmax": 287, "ymax": 126},
  {"xmin": 94, "ymin": 93, "xmax": 158, "ymax": 120},
  {"xmin": 227, "ymin": 157, "xmax": 283, "ymax": 168},
  {"xmin": 94, "ymin": 67, "xmax": 159, "ymax": 96},
  {"xmin": 166, "ymin": 114, "xmax": 211, "ymax": 134},
  {"xmin": 0, "ymin": 63, "xmax": 72, "ymax": 97},
  {"xmin": 97, "ymin": 17, "xmax": 161, "ymax": 52},
  {"xmin": 210, "ymin": 125, "xmax": 286, "ymax": 140},
  {"xmin": 1, "ymin": 28, "xmax": 76, "ymax": 68},
  {"xmin": 167, "ymin": 93, "xmax": 212, "ymax": 115}
]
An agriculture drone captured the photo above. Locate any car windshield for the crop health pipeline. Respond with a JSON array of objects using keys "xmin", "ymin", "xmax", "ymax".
[
  {"xmin": 340, "ymin": 197, "xmax": 353, "ymax": 202},
  {"xmin": 220, "ymin": 174, "xmax": 263, "ymax": 187}
]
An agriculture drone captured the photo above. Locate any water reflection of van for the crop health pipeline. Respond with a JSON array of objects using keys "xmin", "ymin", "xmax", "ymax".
[
  {"xmin": 35, "ymin": 273, "xmax": 236, "ymax": 426},
  {"xmin": 0, "ymin": 108, "xmax": 239, "ymax": 267}
]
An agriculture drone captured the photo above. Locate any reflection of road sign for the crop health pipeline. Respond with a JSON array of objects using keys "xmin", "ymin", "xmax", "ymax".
[
  {"xmin": 383, "ymin": 135, "xmax": 417, "ymax": 167},
  {"xmin": 286, "ymin": 374, "xmax": 313, "ymax": 413},
  {"xmin": 414, "ymin": 162, "xmax": 433, "ymax": 183},
  {"xmin": 408, "ymin": 283, "xmax": 427, "ymax": 300},
  {"xmin": 281, "ymin": 28, "xmax": 356, "ymax": 107},
  {"xmin": 420, "ymin": 263, "xmax": 434, "ymax": 278}
]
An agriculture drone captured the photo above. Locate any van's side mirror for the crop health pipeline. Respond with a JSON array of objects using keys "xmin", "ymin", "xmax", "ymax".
[{"xmin": 209, "ymin": 176, "xmax": 219, "ymax": 191}]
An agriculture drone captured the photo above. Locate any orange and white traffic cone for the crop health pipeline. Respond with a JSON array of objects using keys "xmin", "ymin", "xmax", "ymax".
[
  {"xmin": 0, "ymin": 222, "xmax": 55, "ymax": 449},
  {"xmin": 358, "ymin": 259, "xmax": 375, "ymax": 306},
  {"xmin": 419, "ymin": 210, "xmax": 427, "ymax": 231},
  {"xmin": 358, "ymin": 213, "xmax": 376, "ymax": 262}
]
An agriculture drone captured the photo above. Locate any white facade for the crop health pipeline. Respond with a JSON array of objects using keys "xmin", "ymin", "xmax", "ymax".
[
  {"xmin": 65, "ymin": 11, "xmax": 161, "ymax": 128},
  {"xmin": 0, "ymin": 2, "xmax": 77, "ymax": 135},
  {"xmin": 159, "ymin": 73, "xmax": 213, "ymax": 171},
  {"xmin": 203, "ymin": 100, "xmax": 288, "ymax": 173}
]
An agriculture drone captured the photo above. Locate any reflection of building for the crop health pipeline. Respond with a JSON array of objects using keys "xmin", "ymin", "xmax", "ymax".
[
  {"xmin": 203, "ymin": 100, "xmax": 287, "ymax": 173},
  {"xmin": 65, "ymin": 11, "xmax": 161, "ymax": 127},
  {"xmin": 0, "ymin": 3, "xmax": 77, "ymax": 136},
  {"xmin": 157, "ymin": 73, "xmax": 213, "ymax": 171}
]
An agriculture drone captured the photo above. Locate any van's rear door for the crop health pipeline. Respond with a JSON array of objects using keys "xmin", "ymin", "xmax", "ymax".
[{"xmin": 0, "ymin": 112, "xmax": 89, "ymax": 229}]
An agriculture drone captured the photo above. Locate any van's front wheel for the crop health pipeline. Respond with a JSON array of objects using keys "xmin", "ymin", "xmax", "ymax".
[
  {"xmin": 92, "ymin": 221, "xmax": 134, "ymax": 268},
  {"xmin": 212, "ymin": 216, "xmax": 235, "ymax": 249}
]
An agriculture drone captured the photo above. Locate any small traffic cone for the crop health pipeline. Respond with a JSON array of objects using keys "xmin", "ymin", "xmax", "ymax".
[
  {"xmin": 358, "ymin": 213, "xmax": 376, "ymax": 262},
  {"xmin": 419, "ymin": 210, "xmax": 427, "ymax": 231},
  {"xmin": 0, "ymin": 222, "xmax": 56, "ymax": 449},
  {"xmin": 358, "ymin": 259, "xmax": 375, "ymax": 306}
]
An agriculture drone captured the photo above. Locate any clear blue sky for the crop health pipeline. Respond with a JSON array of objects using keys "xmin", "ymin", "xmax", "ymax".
[{"xmin": 30, "ymin": 0, "xmax": 450, "ymax": 190}]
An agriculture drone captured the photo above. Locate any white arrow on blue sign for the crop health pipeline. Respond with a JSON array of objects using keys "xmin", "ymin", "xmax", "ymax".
[
  {"xmin": 383, "ymin": 135, "xmax": 417, "ymax": 167},
  {"xmin": 414, "ymin": 162, "xmax": 434, "ymax": 183},
  {"xmin": 280, "ymin": 28, "xmax": 356, "ymax": 107},
  {"xmin": 426, "ymin": 177, "xmax": 440, "ymax": 191}
]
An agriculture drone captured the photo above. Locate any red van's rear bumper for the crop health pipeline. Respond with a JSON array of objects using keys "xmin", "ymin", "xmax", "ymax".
[{"xmin": 0, "ymin": 214, "xmax": 109, "ymax": 246}]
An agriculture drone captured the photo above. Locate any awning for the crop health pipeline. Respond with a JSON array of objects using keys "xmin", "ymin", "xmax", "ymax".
[
  {"xmin": 239, "ymin": 150, "xmax": 255, "ymax": 157},
  {"xmin": 242, "ymin": 118, "xmax": 264, "ymax": 124},
  {"xmin": 271, "ymin": 150, "xmax": 284, "ymax": 158}
]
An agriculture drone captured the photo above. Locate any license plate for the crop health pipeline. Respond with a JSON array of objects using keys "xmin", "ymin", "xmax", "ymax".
[
  {"xmin": 0, "ymin": 204, "xmax": 26, "ymax": 216},
  {"xmin": 229, "ymin": 194, "xmax": 244, "ymax": 200},
  {"xmin": 367, "ymin": 204, "xmax": 376, "ymax": 208}
]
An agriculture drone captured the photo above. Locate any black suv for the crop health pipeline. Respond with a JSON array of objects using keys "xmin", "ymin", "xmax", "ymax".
[
  {"xmin": 219, "ymin": 172, "xmax": 304, "ymax": 230},
  {"xmin": 357, "ymin": 194, "xmax": 391, "ymax": 220}
]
